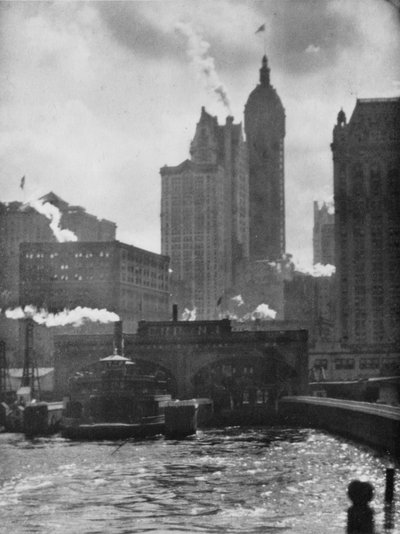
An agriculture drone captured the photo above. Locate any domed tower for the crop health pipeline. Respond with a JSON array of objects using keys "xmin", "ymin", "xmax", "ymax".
[{"xmin": 244, "ymin": 55, "xmax": 285, "ymax": 261}]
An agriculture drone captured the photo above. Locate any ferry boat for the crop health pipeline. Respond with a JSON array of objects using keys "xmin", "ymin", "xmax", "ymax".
[{"xmin": 60, "ymin": 352, "xmax": 172, "ymax": 440}]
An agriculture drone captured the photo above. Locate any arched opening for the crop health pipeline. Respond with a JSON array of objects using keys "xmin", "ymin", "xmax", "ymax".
[{"xmin": 192, "ymin": 353, "xmax": 297, "ymax": 412}]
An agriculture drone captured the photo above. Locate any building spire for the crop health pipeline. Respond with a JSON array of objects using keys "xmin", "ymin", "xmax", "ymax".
[{"xmin": 260, "ymin": 55, "xmax": 270, "ymax": 86}]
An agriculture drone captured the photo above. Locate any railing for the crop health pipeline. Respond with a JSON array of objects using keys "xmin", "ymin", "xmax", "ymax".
[
  {"xmin": 281, "ymin": 396, "xmax": 400, "ymax": 420},
  {"xmin": 279, "ymin": 396, "xmax": 400, "ymax": 457}
]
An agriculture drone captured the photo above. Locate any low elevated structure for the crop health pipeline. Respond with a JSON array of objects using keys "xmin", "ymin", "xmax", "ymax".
[{"xmin": 54, "ymin": 319, "xmax": 309, "ymax": 403}]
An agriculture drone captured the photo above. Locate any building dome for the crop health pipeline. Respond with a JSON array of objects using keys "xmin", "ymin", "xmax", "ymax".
[{"xmin": 244, "ymin": 55, "xmax": 285, "ymax": 136}]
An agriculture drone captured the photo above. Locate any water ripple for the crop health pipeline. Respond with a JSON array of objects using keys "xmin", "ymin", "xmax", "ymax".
[{"xmin": 0, "ymin": 427, "xmax": 398, "ymax": 533}]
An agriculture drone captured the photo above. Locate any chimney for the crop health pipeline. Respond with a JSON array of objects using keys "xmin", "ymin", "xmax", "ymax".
[
  {"xmin": 172, "ymin": 304, "xmax": 178, "ymax": 322},
  {"xmin": 22, "ymin": 318, "xmax": 34, "ymax": 387},
  {"xmin": 113, "ymin": 320, "xmax": 123, "ymax": 355}
]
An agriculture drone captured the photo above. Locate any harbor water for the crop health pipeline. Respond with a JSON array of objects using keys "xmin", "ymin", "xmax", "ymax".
[{"xmin": 0, "ymin": 427, "xmax": 398, "ymax": 533}]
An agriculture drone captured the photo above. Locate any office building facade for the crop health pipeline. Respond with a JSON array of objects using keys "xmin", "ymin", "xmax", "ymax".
[
  {"xmin": 160, "ymin": 107, "xmax": 248, "ymax": 318},
  {"xmin": 19, "ymin": 241, "xmax": 170, "ymax": 332},
  {"xmin": 332, "ymin": 98, "xmax": 400, "ymax": 347}
]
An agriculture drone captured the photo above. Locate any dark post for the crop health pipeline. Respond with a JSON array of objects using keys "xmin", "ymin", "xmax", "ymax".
[
  {"xmin": 384, "ymin": 468, "xmax": 395, "ymax": 530},
  {"xmin": 385, "ymin": 468, "xmax": 395, "ymax": 504},
  {"xmin": 346, "ymin": 480, "xmax": 375, "ymax": 534},
  {"xmin": 172, "ymin": 304, "xmax": 178, "ymax": 322}
]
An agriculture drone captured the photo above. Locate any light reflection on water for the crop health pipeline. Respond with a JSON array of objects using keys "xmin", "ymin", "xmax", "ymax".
[{"xmin": 0, "ymin": 427, "xmax": 398, "ymax": 534}]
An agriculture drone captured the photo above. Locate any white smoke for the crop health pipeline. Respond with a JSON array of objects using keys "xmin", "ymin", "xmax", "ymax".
[
  {"xmin": 30, "ymin": 199, "xmax": 78, "ymax": 242},
  {"xmin": 181, "ymin": 307, "xmax": 197, "ymax": 321},
  {"xmin": 175, "ymin": 21, "xmax": 231, "ymax": 113},
  {"xmin": 295, "ymin": 262, "xmax": 336, "ymax": 277},
  {"xmin": 244, "ymin": 303, "xmax": 277, "ymax": 321},
  {"xmin": 231, "ymin": 295, "xmax": 244, "ymax": 306},
  {"xmin": 316, "ymin": 198, "xmax": 334, "ymax": 215},
  {"xmin": 5, "ymin": 305, "xmax": 119, "ymax": 327},
  {"xmin": 305, "ymin": 44, "xmax": 321, "ymax": 54},
  {"xmin": 4, "ymin": 307, "xmax": 26, "ymax": 320}
]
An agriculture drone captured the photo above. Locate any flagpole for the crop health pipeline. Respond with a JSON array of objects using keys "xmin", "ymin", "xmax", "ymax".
[
  {"xmin": 255, "ymin": 23, "xmax": 267, "ymax": 56},
  {"xmin": 20, "ymin": 176, "xmax": 26, "ymax": 204}
]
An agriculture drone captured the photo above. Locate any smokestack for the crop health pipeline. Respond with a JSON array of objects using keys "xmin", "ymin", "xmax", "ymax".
[
  {"xmin": 0, "ymin": 340, "xmax": 6, "ymax": 395},
  {"xmin": 22, "ymin": 318, "xmax": 34, "ymax": 387},
  {"xmin": 172, "ymin": 304, "xmax": 178, "ymax": 322},
  {"xmin": 113, "ymin": 320, "xmax": 123, "ymax": 355}
]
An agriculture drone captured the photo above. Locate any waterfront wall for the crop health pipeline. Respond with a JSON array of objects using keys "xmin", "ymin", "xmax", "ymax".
[{"xmin": 279, "ymin": 396, "xmax": 400, "ymax": 458}]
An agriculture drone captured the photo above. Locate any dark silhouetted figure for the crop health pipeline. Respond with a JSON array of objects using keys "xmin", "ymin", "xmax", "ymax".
[{"xmin": 347, "ymin": 480, "xmax": 375, "ymax": 534}]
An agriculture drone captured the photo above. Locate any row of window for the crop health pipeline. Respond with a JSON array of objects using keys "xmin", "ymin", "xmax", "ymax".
[{"xmin": 24, "ymin": 251, "xmax": 111, "ymax": 260}]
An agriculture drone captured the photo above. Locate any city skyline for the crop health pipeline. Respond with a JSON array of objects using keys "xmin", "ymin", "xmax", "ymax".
[{"xmin": 1, "ymin": 0, "xmax": 399, "ymax": 266}]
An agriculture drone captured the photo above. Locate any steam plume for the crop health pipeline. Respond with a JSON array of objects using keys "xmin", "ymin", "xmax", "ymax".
[
  {"xmin": 231, "ymin": 295, "xmax": 244, "ymax": 306},
  {"xmin": 5, "ymin": 305, "xmax": 119, "ymax": 327},
  {"xmin": 316, "ymin": 198, "xmax": 334, "ymax": 215},
  {"xmin": 181, "ymin": 307, "xmax": 197, "ymax": 321},
  {"xmin": 30, "ymin": 199, "xmax": 78, "ymax": 242},
  {"xmin": 175, "ymin": 21, "xmax": 231, "ymax": 113},
  {"xmin": 244, "ymin": 303, "xmax": 277, "ymax": 321},
  {"xmin": 295, "ymin": 262, "xmax": 336, "ymax": 277}
]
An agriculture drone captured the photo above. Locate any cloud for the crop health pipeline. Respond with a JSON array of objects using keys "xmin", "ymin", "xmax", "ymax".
[
  {"xmin": 96, "ymin": 2, "xmax": 184, "ymax": 60},
  {"xmin": 305, "ymin": 44, "xmax": 321, "ymax": 54},
  {"xmin": 252, "ymin": 0, "xmax": 363, "ymax": 75},
  {"xmin": 0, "ymin": 0, "xmax": 399, "ymax": 269}
]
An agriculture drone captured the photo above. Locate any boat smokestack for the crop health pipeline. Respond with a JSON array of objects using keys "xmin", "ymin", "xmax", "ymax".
[
  {"xmin": 172, "ymin": 304, "xmax": 178, "ymax": 322},
  {"xmin": 113, "ymin": 320, "xmax": 123, "ymax": 355},
  {"xmin": 22, "ymin": 318, "xmax": 34, "ymax": 387}
]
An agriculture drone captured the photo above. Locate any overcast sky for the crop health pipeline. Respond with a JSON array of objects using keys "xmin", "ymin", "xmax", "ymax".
[{"xmin": 1, "ymin": 0, "xmax": 399, "ymax": 266}]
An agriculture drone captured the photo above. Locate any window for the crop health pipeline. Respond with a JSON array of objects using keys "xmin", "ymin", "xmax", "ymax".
[
  {"xmin": 382, "ymin": 358, "xmax": 400, "ymax": 374},
  {"xmin": 335, "ymin": 358, "xmax": 355, "ymax": 370},
  {"xmin": 359, "ymin": 358, "xmax": 379, "ymax": 370}
]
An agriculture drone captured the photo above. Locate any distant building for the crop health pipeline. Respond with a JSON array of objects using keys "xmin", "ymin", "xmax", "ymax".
[
  {"xmin": 313, "ymin": 201, "xmax": 335, "ymax": 265},
  {"xmin": 284, "ymin": 271, "xmax": 336, "ymax": 347},
  {"xmin": 0, "ymin": 191, "xmax": 116, "ymax": 307},
  {"xmin": 0, "ymin": 192, "xmax": 116, "ymax": 364},
  {"xmin": 226, "ymin": 257, "xmax": 294, "ymax": 321},
  {"xmin": 244, "ymin": 55, "xmax": 286, "ymax": 261},
  {"xmin": 160, "ymin": 107, "xmax": 248, "ymax": 319},
  {"xmin": 332, "ymin": 98, "xmax": 400, "ymax": 348},
  {"xmin": 19, "ymin": 241, "xmax": 170, "ymax": 332}
]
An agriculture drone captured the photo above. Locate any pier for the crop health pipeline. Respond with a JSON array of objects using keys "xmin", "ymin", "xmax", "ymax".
[{"xmin": 279, "ymin": 396, "xmax": 400, "ymax": 458}]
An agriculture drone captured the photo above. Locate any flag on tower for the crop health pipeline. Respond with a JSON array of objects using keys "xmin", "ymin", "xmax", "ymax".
[
  {"xmin": 20, "ymin": 176, "xmax": 25, "ymax": 190},
  {"xmin": 255, "ymin": 24, "xmax": 266, "ymax": 34}
]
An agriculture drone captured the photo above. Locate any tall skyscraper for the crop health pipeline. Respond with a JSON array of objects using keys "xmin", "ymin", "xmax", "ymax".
[
  {"xmin": 313, "ymin": 201, "xmax": 335, "ymax": 265},
  {"xmin": 160, "ymin": 107, "xmax": 248, "ymax": 319},
  {"xmin": 244, "ymin": 55, "xmax": 285, "ymax": 261},
  {"xmin": 332, "ymin": 98, "xmax": 400, "ymax": 347}
]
